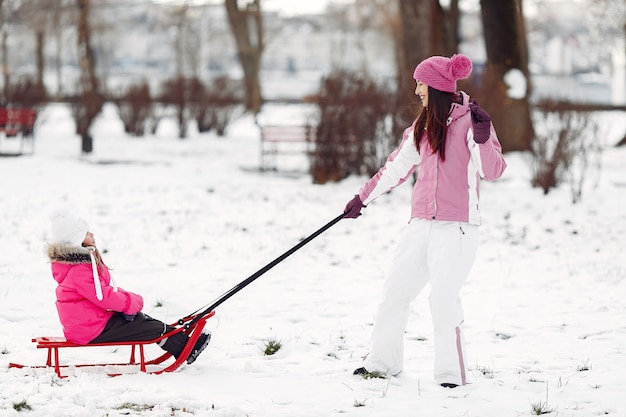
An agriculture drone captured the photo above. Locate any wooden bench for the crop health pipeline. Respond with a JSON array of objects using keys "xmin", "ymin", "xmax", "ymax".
[
  {"xmin": 0, "ymin": 107, "xmax": 37, "ymax": 155},
  {"xmin": 9, "ymin": 311, "xmax": 213, "ymax": 378},
  {"xmin": 258, "ymin": 124, "xmax": 316, "ymax": 171}
]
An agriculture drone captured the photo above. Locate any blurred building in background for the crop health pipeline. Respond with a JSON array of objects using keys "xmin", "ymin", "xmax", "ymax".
[{"xmin": 0, "ymin": 0, "xmax": 621, "ymax": 104}]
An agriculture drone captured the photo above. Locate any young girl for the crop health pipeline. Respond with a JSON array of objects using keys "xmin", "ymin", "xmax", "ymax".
[
  {"xmin": 47, "ymin": 208, "xmax": 210, "ymax": 365},
  {"xmin": 343, "ymin": 54, "xmax": 507, "ymax": 387}
]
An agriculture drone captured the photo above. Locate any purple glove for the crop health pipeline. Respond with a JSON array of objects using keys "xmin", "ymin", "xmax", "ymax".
[
  {"xmin": 343, "ymin": 195, "xmax": 365, "ymax": 219},
  {"xmin": 469, "ymin": 99, "xmax": 491, "ymax": 144},
  {"xmin": 123, "ymin": 314, "xmax": 136, "ymax": 322}
]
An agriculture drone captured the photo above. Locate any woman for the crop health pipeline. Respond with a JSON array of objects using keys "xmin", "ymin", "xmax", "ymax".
[
  {"xmin": 47, "ymin": 208, "xmax": 210, "ymax": 365},
  {"xmin": 343, "ymin": 54, "xmax": 507, "ymax": 387}
]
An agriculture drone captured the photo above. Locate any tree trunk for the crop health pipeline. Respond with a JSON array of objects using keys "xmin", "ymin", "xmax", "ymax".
[
  {"xmin": 225, "ymin": 0, "xmax": 263, "ymax": 114},
  {"xmin": 75, "ymin": 0, "xmax": 103, "ymax": 146},
  {"xmin": 77, "ymin": 0, "xmax": 98, "ymax": 95},
  {"xmin": 480, "ymin": 0, "xmax": 533, "ymax": 152},
  {"xmin": 394, "ymin": 0, "xmax": 457, "ymax": 139},
  {"xmin": 174, "ymin": 5, "xmax": 187, "ymax": 77},
  {"xmin": 0, "ymin": 0, "xmax": 9, "ymax": 103},
  {"xmin": 35, "ymin": 30, "xmax": 44, "ymax": 86},
  {"xmin": 53, "ymin": 0, "xmax": 63, "ymax": 98}
]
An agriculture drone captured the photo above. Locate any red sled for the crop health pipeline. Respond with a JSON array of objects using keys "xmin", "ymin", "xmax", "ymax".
[
  {"xmin": 9, "ymin": 311, "xmax": 214, "ymax": 378},
  {"xmin": 9, "ymin": 213, "xmax": 344, "ymax": 378}
]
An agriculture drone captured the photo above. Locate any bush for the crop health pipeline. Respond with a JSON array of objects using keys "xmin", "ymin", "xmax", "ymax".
[
  {"xmin": 8, "ymin": 76, "xmax": 47, "ymax": 108},
  {"xmin": 116, "ymin": 82, "xmax": 152, "ymax": 137},
  {"xmin": 160, "ymin": 76, "xmax": 241, "ymax": 138},
  {"xmin": 68, "ymin": 90, "xmax": 104, "ymax": 152},
  {"xmin": 191, "ymin": 76, "xmax": 241, "ymax": 136},
  {"xmin": 310, "ymin": 71, "xmax": 392, "ymax": 184},
  {"xmin": 530, "ymin": 100, "xmax": 601, "ymax": 203},
  {"xmin": 159, "ymin": 76, "xmax": 194, "ymax": 139}
]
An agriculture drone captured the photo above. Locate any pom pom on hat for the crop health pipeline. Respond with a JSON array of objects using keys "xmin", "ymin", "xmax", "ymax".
[
  {"xmin": 413, "ymin": 54, "xmax": 473, "ymax": 93},
  {"xmin": 50, "ymin": 207, "xmax": 89, "ymax": 247}
]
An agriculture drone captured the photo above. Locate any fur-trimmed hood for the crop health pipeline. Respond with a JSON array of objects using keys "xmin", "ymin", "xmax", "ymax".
[
  {"xmin": 47, "ymin": 243, "xmax": 93, "ymax": 264},
  {"xmin": 47, "ymin": 243, "xmax": 117, "ymax": 301}
]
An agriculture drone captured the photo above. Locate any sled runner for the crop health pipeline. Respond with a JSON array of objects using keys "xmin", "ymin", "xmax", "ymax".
[{"xmin": 9, "ymin": 213, "xmax": 344, "ymax": 377}]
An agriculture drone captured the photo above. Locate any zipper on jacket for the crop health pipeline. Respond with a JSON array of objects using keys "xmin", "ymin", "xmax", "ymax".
[
  {"xmin": 459, "ymin": 224, "xmax": 465, "ymax": 254},
  {"xmin": 433, "ymin": 157, "xmax": 439, "ymax": 219}
]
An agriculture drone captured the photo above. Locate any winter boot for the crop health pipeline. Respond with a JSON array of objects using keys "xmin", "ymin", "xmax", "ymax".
[{"xmin": 186, "ymin": 332, "xmax": 211, "ymax": 364}]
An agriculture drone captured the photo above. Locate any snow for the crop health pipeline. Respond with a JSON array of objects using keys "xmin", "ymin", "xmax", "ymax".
[
  {"xmin": 1, "ymin": 102, "xmax": 625, "ymax": 417},
  {"xmin": 504, "ymin": 68, "xmax": 527, "ymax": 100}
]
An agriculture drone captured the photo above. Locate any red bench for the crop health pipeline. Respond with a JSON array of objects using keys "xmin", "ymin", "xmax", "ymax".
[
  {"xmin": 0, "ymin": 107, "xmax": 36, "ymax": 137},
  {"xmin": 9, "ymin": 311, "xmax": 214, "ymax": 378},
  {"xmin": 258, "ymin": 125, "xmax": 316, "ymax": 171},
  {"xmin": 0, "ymin": 107, "xmax": 37, "ymax": 155}
]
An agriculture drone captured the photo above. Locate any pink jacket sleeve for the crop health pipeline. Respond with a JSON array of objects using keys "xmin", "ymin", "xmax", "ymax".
[
  {"xmin": 469, "ymin": 123, "xmax": 507, "ymax": 181},
  {"xmin": 358, "ymin": 125, "xmax": 420, "ymax": 205},
  {"xmin": 68, "ymin": 265, "xmax": 144, "ymax": 314}
]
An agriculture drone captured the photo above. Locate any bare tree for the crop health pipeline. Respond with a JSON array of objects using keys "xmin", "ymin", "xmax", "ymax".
[
  {"xmin": 73, "ymin": 0, "xmax": 103, "ymax": 151},
  {"xmin": 13, "ymin": 0, "xmax": 50, "ymax": 87},
  {"xmin": 479, "ymin": 0, "xmax": 533, "ymax": 152},
  {"xmin": 21, "ymin": 0, "xmax": 71, "ymax": 98},
  {"xmin": 589, "ymin": 0, "xmax": 626, "ymax": 144},
  {"xmin": 52, "ymin": 0, "xmax": 67, "ymax": 98},
  {"xmin": 172, "ymin": 5, "xmax": 189, "ymax": 77},
  {"xmin": 225, "ymin": 0, "xmax": 264, "ymax": 114},
  {"xmin": 589, "ymin": 0, "xmax": 626, "ymax": 67},
  {"xmin": 0, "ymin": 0, "xmax": 13, "ymax": 102}
]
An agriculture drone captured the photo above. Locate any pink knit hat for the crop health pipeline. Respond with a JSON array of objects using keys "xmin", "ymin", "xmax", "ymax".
[{"xmin": 413, "ymin": 54, "xmax": 473, "ymax": 93}]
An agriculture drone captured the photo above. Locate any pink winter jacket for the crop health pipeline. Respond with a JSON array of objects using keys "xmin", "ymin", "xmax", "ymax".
[
  {"xmin": 359, "ymin": 92, "xmax": 507, "ymax": 225},
  {"xmin": 47, "ymin": 244, "xmax": 144, "ymax": 344}
]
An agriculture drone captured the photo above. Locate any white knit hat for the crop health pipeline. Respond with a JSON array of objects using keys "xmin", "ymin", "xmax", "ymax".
[{"xmin": 50, "ymin": 208, "xmax": 89, "ymax": 247}]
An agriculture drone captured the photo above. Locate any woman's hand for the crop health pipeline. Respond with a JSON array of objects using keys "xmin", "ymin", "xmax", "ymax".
[
  {"xmin": 469, "ymin": 99, "xmax": 491, "ymax": 144},
  {"xmin": 343, "ymin": 195, "xmax": 365, "ymax": 219}
]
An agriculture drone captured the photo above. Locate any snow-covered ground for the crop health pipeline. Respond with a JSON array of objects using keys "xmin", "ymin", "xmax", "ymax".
[{"xmin": 0, "ymin": 103, "xmax": 625, "ymax": 416}]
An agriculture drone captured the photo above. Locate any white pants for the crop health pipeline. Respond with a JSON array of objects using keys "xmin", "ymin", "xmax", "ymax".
[{"xmin": 365, "ymin": 219, "xmax": 479, "ymax": 386}]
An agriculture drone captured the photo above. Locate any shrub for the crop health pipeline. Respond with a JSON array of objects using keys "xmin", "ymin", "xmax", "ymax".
[
  {"xmin": 159, "ymin": 76, "xmax": 241, "ymax": 139},
  {"xmin": 68, "ymin": 90, "xmax": 105, "ymax": 152},
  {"xmin": 530, "ymin": 100, "xmax": 601, "ymax": 203},
  {"xmin": 116, "ymin": 82, "xmax": 152, "ymax": 137},
  {"xmin": 191, "ymin": 76, "xmax": 241, "ymax": 136},
  {"xmin": 159, "ymin": 76, "xmax": 194, "ymax": 139},
  {"xmin": 8, "ymin": 76, "xmax": 48, "ymax": 108},
  {"xmin": 310, "ymin": 71, "xmax": 392, "ymax": 184}
]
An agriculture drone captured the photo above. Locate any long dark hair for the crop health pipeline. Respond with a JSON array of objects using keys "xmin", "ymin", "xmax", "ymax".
[{"xmin": 413, "ymin": 86, "xmax": 457, "ymax": 161}]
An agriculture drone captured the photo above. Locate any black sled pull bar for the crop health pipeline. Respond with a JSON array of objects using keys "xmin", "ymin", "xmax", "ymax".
[{"xmin": 184, "ymin": 212, "xmax": 345, "ymax": 329}]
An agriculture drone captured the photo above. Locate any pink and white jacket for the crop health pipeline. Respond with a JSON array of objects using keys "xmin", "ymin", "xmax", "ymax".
[
  {"xmin": 47, "ymin": 243, "xmax": 144, "ymax": 344},
  {"xmin": 358, "ymin": 92, "xmax": 506, "ymax": 225}
]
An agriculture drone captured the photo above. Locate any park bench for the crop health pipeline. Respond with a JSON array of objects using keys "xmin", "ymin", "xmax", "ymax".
[
  {"xmin": 0, "ymin": 107, "xmax": 37, "ymax": 155},
  {"xmin": 0, "ymin": 107, "xmax": 36, "ymax": 137},
  {"xmin": 258, "ymin": 124, "xmax": 316, "ymax": 171}
]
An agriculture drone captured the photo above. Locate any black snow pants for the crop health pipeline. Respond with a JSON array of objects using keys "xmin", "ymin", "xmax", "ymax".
[{"xmin": 89, "ymin": 312, "xmax": 188, "ymax": 358}]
